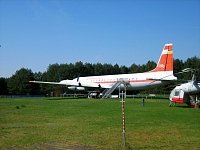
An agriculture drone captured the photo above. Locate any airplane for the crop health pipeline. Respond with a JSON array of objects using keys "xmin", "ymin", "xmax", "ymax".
[
  {"xmin": 169, "ymin": 68, "xmax": 200, "ymax": 107},
  {"xmin": 30, "ymin": 43, "xmax": 177, "ymax": 98}
]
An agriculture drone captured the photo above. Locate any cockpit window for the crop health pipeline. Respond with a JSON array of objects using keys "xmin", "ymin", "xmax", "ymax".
[{"xmin": 175, "ymin": 90, "xmax": 180, "ymax": 96}]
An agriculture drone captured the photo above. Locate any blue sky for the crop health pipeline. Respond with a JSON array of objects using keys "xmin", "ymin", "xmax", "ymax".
[{"xmin": 0, "ymin": 0, "xmax": 200, "ymax": 78}]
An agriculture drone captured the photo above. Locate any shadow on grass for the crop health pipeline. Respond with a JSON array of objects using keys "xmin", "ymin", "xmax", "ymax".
[
  {"xmin": 175, "ymin": 105, "xmax": 193, "ymax": 108},
  {"xmin": 47, "ymin": 97, "xmax": 79, "ymax": 100}
]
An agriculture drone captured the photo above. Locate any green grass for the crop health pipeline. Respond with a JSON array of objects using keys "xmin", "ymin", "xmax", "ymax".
[{"xmin": 0, "ymin": 98, "xmax": 199, "ymax": 150}]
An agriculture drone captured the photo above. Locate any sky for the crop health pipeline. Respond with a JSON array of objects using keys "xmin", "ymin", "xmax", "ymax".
[{"xmin": 0, "ymin": 0, "xmax": 200, "ymax": 78}]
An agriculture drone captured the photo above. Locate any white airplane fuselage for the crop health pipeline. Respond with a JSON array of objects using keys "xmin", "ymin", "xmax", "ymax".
[{"xmin": 60, "ymin": 70, "xmax": 176, "ymax": 90}]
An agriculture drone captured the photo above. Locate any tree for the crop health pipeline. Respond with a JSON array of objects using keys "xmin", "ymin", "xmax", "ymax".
[
  {"xmin": 184, "ymin": 57, "xmax": 200, "ymax": 81},
  {"xmin": 94, "ymin": 63, "xmax": 104, "ymax": 75},
  {"xmin": 84, "ymin": 63, "xmax": 95, "ymax": 76},
  {"xmin": 103, "ymin": 63, "xmax": 115, "ymax": 75},
  {"xmin": 113, "ymin": 64, "xmax": 121, "ymax": 74},
  {"xmin": 32, "ymin": 72, "xmax": 43, "ymax": 94},
  {"xmin": 7, "ymin": 68, "xmax": 35, "ymax": 95},
  {"xmin": 38, "ymin": 71, "xmax": 54, "ymax": 95},
  {"xmin": 173, "ymin": 57, "xmax": 200, "ymax": 81},
  {"xmin": 145, "ymin": 61, "xmax": 156, "ymax": 71},
  {"xmin": 0, "ymin": 78, "xmax": 8, "ymax": 95},
  {"xmin": 120, "ymin": 65, "xmax": 129, "ymax": 74},
  {"xmin": 129, "ymin": 63, "xmax": 139, "ymax": 73},
  {"xmin": 58, "ymin": 64, "xmax": 71, "ymax": 80},
  {"xmin": 46, "ymin": 64, "xmax": 60, "ymax": 81},
  {"xmin": 173, "ymin": 58, "xmax": 184, "ymax": 79}
]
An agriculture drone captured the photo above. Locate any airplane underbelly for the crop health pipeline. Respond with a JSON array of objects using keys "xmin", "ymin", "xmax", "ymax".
[
  {"xmin": 100, "ymin": 80, "xmax": 162, "ymax": 90},
  {"xmin": 127, "ymin": 81, "xmax": 161, "ymax": 90}
]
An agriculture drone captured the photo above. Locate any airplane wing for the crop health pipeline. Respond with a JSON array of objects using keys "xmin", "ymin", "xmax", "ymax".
[
  {"xmin": 29, "ymin": 80, "xmax": 101, "ymax": 88},
  {"xmin": 29, "ymin": 81, "xmax": 66, "ymax": 85}
]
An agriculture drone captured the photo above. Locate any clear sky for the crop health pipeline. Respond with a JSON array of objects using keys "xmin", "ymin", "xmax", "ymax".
[{"xmin": 0, "ymin": 0, "xmax": 200, "ymax": 78}]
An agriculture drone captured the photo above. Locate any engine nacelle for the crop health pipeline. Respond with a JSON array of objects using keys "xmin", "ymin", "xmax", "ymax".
[{"xmin": 68, "ymin": 86, "xmax": 85, "ymax": 91}]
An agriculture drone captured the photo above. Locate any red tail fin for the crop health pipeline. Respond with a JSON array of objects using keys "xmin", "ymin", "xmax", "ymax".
[{"xmin": 151, "ymin": 43, "xmax": 173, "ymax": 72}]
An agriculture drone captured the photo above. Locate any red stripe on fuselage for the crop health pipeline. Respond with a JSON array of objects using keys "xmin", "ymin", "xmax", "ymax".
[{"xmin": 94, "ymin": 79, "xmax": 155, "ymax": 84}]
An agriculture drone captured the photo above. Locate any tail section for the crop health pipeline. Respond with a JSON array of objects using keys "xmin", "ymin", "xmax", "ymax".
[{"xmin": 151, "ymin": 43, "xmax": 173, "ymax": 72}]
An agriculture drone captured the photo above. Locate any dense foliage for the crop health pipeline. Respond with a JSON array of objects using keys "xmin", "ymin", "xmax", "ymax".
[{"xmin": 0, "ymin": 57, "xmax": 199, "ymax": 95}]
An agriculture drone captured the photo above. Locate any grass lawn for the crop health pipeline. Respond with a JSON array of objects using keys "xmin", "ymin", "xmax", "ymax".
[{"xmin": 0, "ymin": 97, "xmax": 199, "ymax": 150}]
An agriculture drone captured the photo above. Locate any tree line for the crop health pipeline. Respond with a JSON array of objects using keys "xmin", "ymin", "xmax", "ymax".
[{"xmin": 0, "ymin": 56, "xmax": 199, "ymax": 96}]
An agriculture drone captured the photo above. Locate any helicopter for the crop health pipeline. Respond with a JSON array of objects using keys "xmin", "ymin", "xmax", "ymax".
[{"xmin": 169, "ymin": 68, "xmax": 200, "ymax": 108}]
